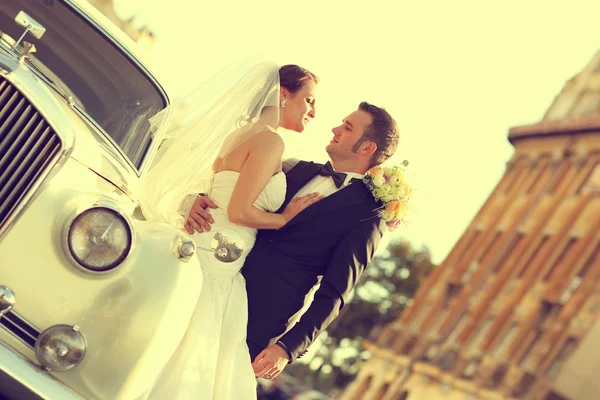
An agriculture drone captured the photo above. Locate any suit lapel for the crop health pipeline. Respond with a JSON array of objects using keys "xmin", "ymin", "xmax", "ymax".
[
  {"xmin": 277, "ymin": 161, "xmax": 323, "ymax": 213},
  {"xmin": 282, "ymin": 178, "xmax": 374, "ymax": 230}
]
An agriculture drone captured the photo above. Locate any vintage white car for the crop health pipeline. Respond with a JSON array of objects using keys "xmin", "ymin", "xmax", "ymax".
[{"xmin": 0, "ymin": 1, "xmax": 204, "ymax": 399}]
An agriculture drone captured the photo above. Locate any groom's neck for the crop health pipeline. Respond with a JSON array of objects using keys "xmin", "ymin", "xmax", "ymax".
[{"xmin": 329, "ymin": 159, "xmax": 370, "ymax": 175}]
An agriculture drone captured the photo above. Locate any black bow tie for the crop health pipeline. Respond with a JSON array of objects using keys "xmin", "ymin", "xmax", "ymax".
[{"xmin": 319, "ymin": 161, "xmax": 347, "ymax": 188}]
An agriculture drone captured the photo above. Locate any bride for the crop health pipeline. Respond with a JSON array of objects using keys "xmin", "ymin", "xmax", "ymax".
[{"xmin": 139, "ymin": 62, "xmax": 320, "ymax": 399}]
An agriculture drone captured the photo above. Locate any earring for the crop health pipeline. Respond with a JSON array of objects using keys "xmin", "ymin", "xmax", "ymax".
[{"xmin": 280, "ymin": 98, "xmax": 287, "ymax": 109}]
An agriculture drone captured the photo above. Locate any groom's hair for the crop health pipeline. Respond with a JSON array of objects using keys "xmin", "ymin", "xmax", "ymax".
[
  {"xmin": 352, "ymin": 102, "xmax": 399, "ymax": 167},
  {"xmin": 279, "ymin": 65, "xmax": 319, "ymax": 94}
]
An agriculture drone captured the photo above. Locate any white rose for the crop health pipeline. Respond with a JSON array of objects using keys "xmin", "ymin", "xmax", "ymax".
[
  {"xmin": 381, "ymin": 210, "xmax": 394, "ymax": 221},
  {"xmin": 398, "ymin": 183, "xmax": 413, "ymax": 198},
  {"xmin": 373, "ymin": 175, "xmax": 386, "ymax": 187}
]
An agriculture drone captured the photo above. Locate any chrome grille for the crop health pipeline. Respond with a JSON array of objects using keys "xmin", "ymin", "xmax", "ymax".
[
  {"xmin": 0, "ymin": 310, "xmax": 39, "ymax": 348},
  {"xmin": 0, "ymin": 76, "xmax": 63, "ymax": 235}
]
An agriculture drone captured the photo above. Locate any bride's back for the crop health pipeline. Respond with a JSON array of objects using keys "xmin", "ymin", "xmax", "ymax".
[{"xmin": 212, "ymin": 127, "xmax": 283, "ymax": 176}]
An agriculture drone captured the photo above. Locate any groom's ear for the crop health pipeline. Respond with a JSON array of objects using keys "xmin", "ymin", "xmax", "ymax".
[{"xmin": 361, "ymin": 141, "xmax": 377, "ymax": 156}]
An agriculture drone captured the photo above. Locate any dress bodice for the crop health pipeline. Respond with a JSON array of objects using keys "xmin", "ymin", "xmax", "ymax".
[
  {"xmin": 192, "ymin": 171, "xmax": 286, "ymax": 277},
  {"xmin": 209, "ymin": 170, "xmax": 286, "ymax": 213}
]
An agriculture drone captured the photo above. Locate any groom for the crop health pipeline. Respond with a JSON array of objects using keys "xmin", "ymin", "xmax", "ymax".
[{"xmin": 187, "ymin": 102, "xmax": 399, "ymax": 379}]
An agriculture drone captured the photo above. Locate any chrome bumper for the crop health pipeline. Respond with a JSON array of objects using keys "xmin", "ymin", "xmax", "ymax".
[{"xmin": 0, "ymin": 343, "xmax": 82, "ymax": 400}]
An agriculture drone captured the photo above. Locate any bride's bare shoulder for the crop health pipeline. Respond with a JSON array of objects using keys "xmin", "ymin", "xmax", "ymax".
[{"xmin": 250, "ymin": 129, "xmax": 284, "ymax": 150}]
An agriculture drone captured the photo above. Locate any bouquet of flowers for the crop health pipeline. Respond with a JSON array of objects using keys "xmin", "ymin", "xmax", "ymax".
[{"xmin": 363, "ymin": 160, "xmax": 413, "ymax": 228}]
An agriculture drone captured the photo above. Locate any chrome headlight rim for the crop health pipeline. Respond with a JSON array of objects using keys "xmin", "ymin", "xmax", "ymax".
[
  {"xmin": 62, "ymin": 202, "xmax": 134, "ymax": 275},
  {"xmin": 34, "ymin": 324, "xmax": 87, "ymax": 372}
]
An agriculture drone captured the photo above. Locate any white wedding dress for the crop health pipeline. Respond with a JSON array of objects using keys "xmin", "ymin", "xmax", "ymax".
[{"xmin": 145, "ymin": 170, "xmax": 286, "ymax": 400}]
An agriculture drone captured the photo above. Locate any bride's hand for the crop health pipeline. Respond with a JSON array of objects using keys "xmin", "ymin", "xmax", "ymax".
[{"xmin": 282, "ymin": 192, "xmax": 324, "ymax": 223}]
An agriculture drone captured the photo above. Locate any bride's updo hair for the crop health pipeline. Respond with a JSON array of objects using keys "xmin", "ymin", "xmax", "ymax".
[
  {"xmin": 246, "ymin": 64, "xmax": 318, "ymax": 123},
  {"xmin": 279, "ymin": 64, "xmax": 319, "ymax": 93}
]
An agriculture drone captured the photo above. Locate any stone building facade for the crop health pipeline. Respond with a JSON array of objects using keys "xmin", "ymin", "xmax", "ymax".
[{"xmin": 340, "ymin": 51, "xmax": 600, "ymax": 400}]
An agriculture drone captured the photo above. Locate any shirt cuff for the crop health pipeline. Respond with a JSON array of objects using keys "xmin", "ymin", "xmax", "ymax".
[{"xmin": 275, "ymin": 340, "xmax": 293, "ymax": 364}]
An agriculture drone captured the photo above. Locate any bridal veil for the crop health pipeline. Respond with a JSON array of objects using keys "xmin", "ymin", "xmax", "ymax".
[{"xmin": 139, "ymin": 62, "xmax": 281, "ymax": 227}]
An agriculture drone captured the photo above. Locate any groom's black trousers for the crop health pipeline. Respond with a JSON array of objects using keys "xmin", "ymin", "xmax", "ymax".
[{"xmin": 242, "ymin": 238, "xmax": 320, "ymax": 361}]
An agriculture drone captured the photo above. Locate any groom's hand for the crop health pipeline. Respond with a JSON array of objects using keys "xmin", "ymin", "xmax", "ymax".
[
  {"xmin": 185, "ymin": 195, "xmax": 218, "ymax": 234},
  {"xmin": 252, "ymin": 344, "xmax": 290, "ymax": 380}
]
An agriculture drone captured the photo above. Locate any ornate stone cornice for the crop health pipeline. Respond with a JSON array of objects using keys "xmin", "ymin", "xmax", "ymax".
[{"xmin": 509, "ymin": 115, "xmax": 600, "ymax": 144}]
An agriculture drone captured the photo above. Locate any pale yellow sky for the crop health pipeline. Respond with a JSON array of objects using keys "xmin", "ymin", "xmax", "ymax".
[{"xmin": 113, "ymin": 0, "xmax": 599, "ymax": 263}]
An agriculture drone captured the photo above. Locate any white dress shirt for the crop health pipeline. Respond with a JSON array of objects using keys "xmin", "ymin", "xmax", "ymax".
[{"xmin": 283, "ymin": 158, "xmax": 364, "ymax": 199}]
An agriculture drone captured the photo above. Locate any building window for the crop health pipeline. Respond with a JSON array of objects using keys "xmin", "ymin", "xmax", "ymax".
[
  {"xmin": 577, "ymin": 241, "xmax": 600, "ymax": 279},
  {"xmin": 469, "ymin": 318, "xmax": 493, "ymax": 352},
  {"xmin": 547, "ymin": 338, "xmax": 578, "ymax": 378},
  {"xmin": 349, "ymin": 375, "xmax": 373, "ymax": 400},
  {"xmin": 493, "ymin": 323, "xmax": 519, "ymax": 359},
  {"xmin": 410, "ymin": 304, "xmax": 431, "ymax": 330},
  {"xmin": 517, "ymin": 235, "xmax": 551, "ymax": 278},
  {"xmin": 512, "ymin": 372, "xmax": 536, "ymax": 398},
  {"xmin": 525, "ymin": 158, "xmax": 549, "ymax": 194},
  {"xmin": 461, "ymin": 261, "xmax": 479, "ymax": 283},
  {"xmin": 375, "ymin": 382, "xmax": 390, "ymax": 399},
  {"xmin": 544, "ymin": 238, "xmax": 578, "ymax": 281},
  {"xmin": 446, "ymin": 315, "xmax": 469, "ymax": 345},
  {"xmin": 576, "ymin": 161, "xmax": 599, "ymax": 194},
  {"xmin": 518, "ymin": 329, "xmax": 542, "ymax": 366},
  {"xmin": 545, "ymin": 391, "xmax": 570, "ymax": 400},
  {"xmin": 430, "ymin": 309, "xmax": 450, "ymax": 335},
  {"xmin": 559, "ymin": 276, "xmax": 582, "ymax": 305},
  {"xmin": 455, "ymin": 230, "xmax": 482, "ymax": 270},
  {"xmin": 498, "ymin": 158, "xmax": 523, "ymax": 194},
  {"xmin": 437, "ymin": 348, "xmax": 459, "ymax": 372},
  {"xmin": 492, "ymin": 233, "xmax": 525, "ymax": 273},
  {"xmin": 544, "ymin": 159, "xmax": 571, "ymax": 194},
  {"xmin": 478, "ymin": 231, "xmax": 504, "ymax": 268},
  {"xmin": 490, "ymin": 363, "xmax": 509, "ymax": 387},
  {"xmin": 447, "ymin": 282, "xmax": 462, "ymax": 302},
  {"xmin": 539, "ymin": 301, "xmax": 562, "ymax": 327},
  {"xmin": 402, "ymin": 335, "xmax": 418, "ymax": 354},
  {"xmin": 505, "ymin": 160, "xmax": 533, "ymax": 197}
]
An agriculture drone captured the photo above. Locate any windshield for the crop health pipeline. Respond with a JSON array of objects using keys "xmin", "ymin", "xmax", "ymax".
[{"xmin": 0, "ymin": 0, "xmax": 166, "ymax": 169}]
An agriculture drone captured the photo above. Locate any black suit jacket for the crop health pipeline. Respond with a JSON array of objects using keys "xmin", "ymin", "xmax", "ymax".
[{"xmin": 242, "ymin": 161, "xmax": 386, "ymax": 361}]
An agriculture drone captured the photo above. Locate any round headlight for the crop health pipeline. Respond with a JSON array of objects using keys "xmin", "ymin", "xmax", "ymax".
[
  {"xmin": 67, "ymin": 207, "xmax": 132, "ymax": 272},
  {"xmin": 35, "ymin": 325, "xmax": 86, "ymax": 372}
]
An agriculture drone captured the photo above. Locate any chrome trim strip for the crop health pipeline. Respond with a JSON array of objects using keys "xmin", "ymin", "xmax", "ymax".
[
  {"xmin": 4, "ymin": 312, "xmax": 39, "ymax": 339},
  {"xmin": 0, "ymin": 311, "xmax": 40, "ymax": 348},
  {"xmin": 0, "ymin": 60, "xmax": 11, "ymax": 75}
]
